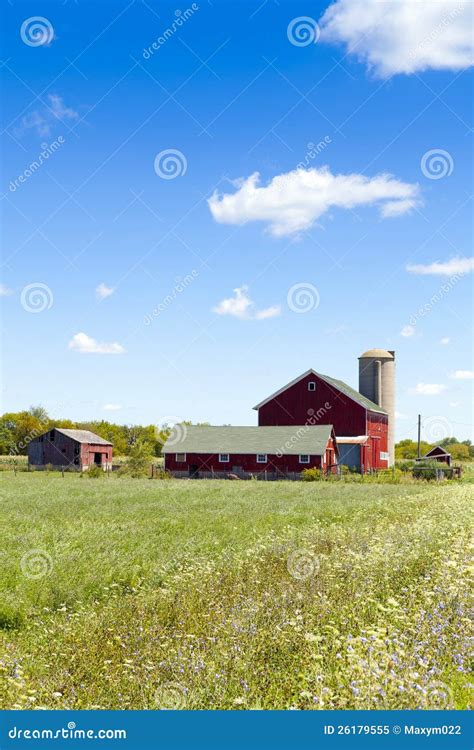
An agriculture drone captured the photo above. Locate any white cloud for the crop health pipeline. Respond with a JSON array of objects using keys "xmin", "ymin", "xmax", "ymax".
[
  {"xmin": 68, "ymin": 332, "xmax": 125, "ymax": 354},
  {"xmin": 103, "ymin": 403, "xmax": 123, "ymax": 411},
  {"xmin": 208, "ymin": 168, "xmax": 419, "ymax": 237},
  {"xmin": 96, "ymin": 283, "xmax": 115, "ymax": 300},
  {"xmin": 319, "ymin": 0, "xmax": 474, "ymax": 78},
  {"xmin": 15, "ymin": 94, "xmax": 78, "ymax": 138},
  {"xmin": 411, "ymin": 382, "xmax": 447, "ymax": 395},
  {"xmin": 395, "ymin": 411, "xmax": 408, "ymax": 419},
  {"xmin": 450, "ymin": 370, "xmax": 474, "ymax": 380},
  {"xmin": 449, "ymin": 401, "xmax": 460, "ymax": 407},
  {"xmin": 213, "ymin": 286, "xmax": 281, "ymax": 320},
  {"xmin": 0, "ymin": 284, "xmax": 13, "ymax": 296},
  {"xmin": 440, "ymin": 337, "xmax": 450, "ymax": 345},
  {"xmin": 406, "ymin": 256, "xmax": 473, "ymax": 276},
  {"xmin": 401, "ymin": 324, "xmax": 415, "ymax": 337}
]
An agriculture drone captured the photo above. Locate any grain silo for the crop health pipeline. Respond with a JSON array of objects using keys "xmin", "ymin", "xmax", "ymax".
[{"xmin": 358, "ymin": 349, "xmax": 396, "ymax": 466}]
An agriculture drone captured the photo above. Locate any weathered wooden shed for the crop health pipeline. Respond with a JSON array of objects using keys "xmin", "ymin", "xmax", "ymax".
[
  {"xmin": 28, "ymin": 428, "xmax": 113, "ymax": 471},
  {"xmin": 420, "ymin": 445, "xmax": 452, "ymax": 466}
]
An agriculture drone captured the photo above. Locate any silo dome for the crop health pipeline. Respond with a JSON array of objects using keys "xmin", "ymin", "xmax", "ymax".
[{"xmin": 359, "ymin": 349, "xmax": 394, "ymax": 359}]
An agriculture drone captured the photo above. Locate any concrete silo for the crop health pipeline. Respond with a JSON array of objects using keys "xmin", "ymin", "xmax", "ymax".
[{"xmin": 358, "ymin": 349, "xmax": 396, "ymax": 465}]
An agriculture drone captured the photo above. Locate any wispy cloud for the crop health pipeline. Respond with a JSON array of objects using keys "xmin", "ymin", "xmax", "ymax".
[
  {"xmin": 213, "ymin": 286, "xmax": 281, "ymax": 320},
  {"xmin": 450, "ymin": 370, "xmax": 474, "ymax": 380},
  {"xmin": 14, "ymin": 94, "xmax": 78, "ymax": 138},
  {"xmin": 439, "ymin": 337, "xmax": 450, "ymax": 345},
  {"xmin": 319, "ymin": 0, "xmax": 474, "ymax": 78},
  {"xmin": 410, "ymin": 382, "xmax": 447, "ymax": 396},
  {"xmin": 96, "ymin": 283, "xmax": 115, "ymax": 300},
  {"xmin": 0, "ymin": 284, "xmax": 13, "ymax": 296},
  {"xmin": 68, "ymin": 332, "xmax": 125, "ymax": 354},
  {"xmin": 401, "ymin": 324, "xmax": 415, "ymax": 337},
  {"xmin": 208, "ymin": 167, "xmax": 420, "ymax": 237},
  {"xmin": 406, "ymin": 257, "xmax": 474, "ymax": 276},
  {"xmin": 103, "ymin": 403, "xmax": 123, "ymax": 411}
]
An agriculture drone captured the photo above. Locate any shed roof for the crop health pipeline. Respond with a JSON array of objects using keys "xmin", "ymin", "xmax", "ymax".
[
  {"xmin": 162, "ymin": 425, "xmax": 334, "ymax": 456},
  {"xmin": 253, "ymin": 369, "xmax": 387, "ymax": 415},
  {"xmin": 53, "ymin": 428, "xmax": 112, "ymax": 445},
  {"xmin": 424, "ymin": 445, "xmax": 451, "ymax": 457}
]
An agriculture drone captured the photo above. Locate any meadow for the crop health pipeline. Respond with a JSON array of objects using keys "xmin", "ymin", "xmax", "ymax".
[{"xmin": 0, "ymin": 472, "xmax": 472, "ymax": 710}]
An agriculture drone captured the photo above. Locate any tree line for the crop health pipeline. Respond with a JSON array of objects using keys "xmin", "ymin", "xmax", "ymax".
[{"xmin": 0, "ymin": 406, "xmax": 472, "ymax": 460}]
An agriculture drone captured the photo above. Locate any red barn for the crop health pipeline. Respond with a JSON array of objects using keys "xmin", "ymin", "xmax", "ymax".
[
  {"xmin": 28, "ymin": 428, "xmax": 113, "ymax": 471},
  {"xmin": 163, "ymin": 425, "xmax": 338, "ymax": 479},
  {"xmin": 253, "ymin": 369, "xmax": 389, "ymax": 471}
]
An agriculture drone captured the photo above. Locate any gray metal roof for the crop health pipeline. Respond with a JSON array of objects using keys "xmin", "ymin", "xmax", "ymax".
[
  {"xmin": 253, "ymin": 368, "xmax": 387, "ymax": 415},
  {"xmin": 54, "ymin": 428, "xmax": 113, "ymax": 445},
  {"xmin": 162, "ymin": 425, "xmax": 333, "ymax": 456}
]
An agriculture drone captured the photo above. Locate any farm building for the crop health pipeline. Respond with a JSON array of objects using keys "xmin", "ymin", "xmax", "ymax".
[
  {"xmin": 419, "ymin": 445, "xmax": 452, "ymax": 466},
  {"xmin": 254, "ymin": 349, "xmax": 395, "ymax": 470},
  {"xmin": 163, "ymin": 425, "xmax": 338, "ymax": 479},
  {"xmin": 28, "ymin": 428, "xmax": 113, "ymax": 471}
]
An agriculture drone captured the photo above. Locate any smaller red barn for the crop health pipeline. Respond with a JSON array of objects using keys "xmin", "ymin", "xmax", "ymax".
[
  {"xmin": 28, "ymin": 428, "xmax": 113, "ymax": 471},
  {"xmin": 420, "ymin": 445, "xmax": 452, "ymax": 466},
  {"xmin": 163, "ymin": 424, "xmax": 338, "ymax": 479}
]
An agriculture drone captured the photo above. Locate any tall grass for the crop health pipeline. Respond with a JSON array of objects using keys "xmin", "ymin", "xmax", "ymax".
[{"xmin": 0, "ymin": 474, "xmax": 471, "ymax": 709}]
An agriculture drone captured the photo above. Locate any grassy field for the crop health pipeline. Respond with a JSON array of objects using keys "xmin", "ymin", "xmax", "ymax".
[{"xmin": 0, "ymin": 473, "xmax": 472, "ymax": 710}]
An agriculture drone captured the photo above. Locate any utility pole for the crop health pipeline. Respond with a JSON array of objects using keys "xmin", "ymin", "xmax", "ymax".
[{"xmin": 417, "ymin": 414, "xmax": 421, "ymax": 459}]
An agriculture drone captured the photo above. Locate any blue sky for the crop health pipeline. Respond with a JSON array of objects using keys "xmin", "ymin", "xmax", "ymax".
[{"xmin": 1, "ymin": 0, "xmax": 473, "ymax": 442}]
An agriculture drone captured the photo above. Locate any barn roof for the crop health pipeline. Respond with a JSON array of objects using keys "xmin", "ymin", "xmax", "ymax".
[
  {"xmin": 162, "ymin": 425, "xmax": 334, "ymax": 456},
  {"xmin": 252, "ymin": 369, "xmax": 387, "ymax": 415},
  {"xmin": 54, "ymin": 428, "xmax": 112, "ymax": 445}
]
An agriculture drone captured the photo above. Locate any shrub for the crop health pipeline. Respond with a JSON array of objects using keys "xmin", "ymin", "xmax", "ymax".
[
  {"xmin": 119, "ymin": 441, "xmax": 152, "ymax": 478},
  {"xmin": 413, "ymin": 460, "xmax": 445, "ymax": 481},
  {"xmin": 301, "ymin": 467, "xmax": 323, "ymax": 481},
  {"xmin": 87, "ymin": 464, "xmax": 104, "ymax": 479}
]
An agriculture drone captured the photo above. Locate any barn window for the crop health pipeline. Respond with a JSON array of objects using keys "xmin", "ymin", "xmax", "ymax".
[
  {"xmin": 308, "ymin": 381, "xmax": 316, "ymax": 391},
  {"xmin": 299, "ymin": 455, "xmax": 310, "ymax": 464},
  {"xmin": 219, "ymin": 453, "xmax": 230, "ymax": 463},
  {"xmin": 256, "ymin": 454, "xmax": 267, "ymax": 463},
  {"xmin": 175, "ymin": 453, "xmax": 186, "ymax": 462},
  {"xmin": 50, "ymin": 431, "xmax": 55, "ymax": 441}
]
